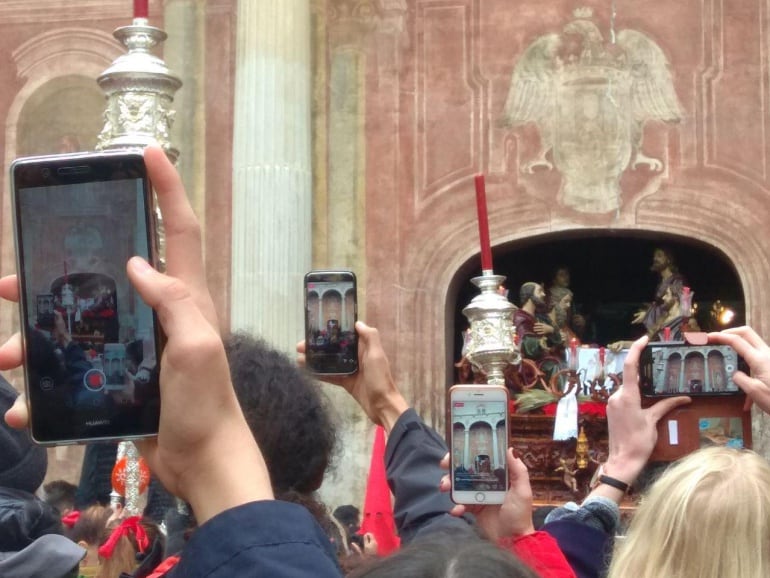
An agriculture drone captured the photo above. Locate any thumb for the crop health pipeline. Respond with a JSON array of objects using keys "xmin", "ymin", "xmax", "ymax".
[
  {"xmin": 355, "ymin": 320, "xmax": 377, "ymax": 347},
  {"xmin": 507, "ymin": 448, "xmax": 530, "ymax": 490},
  {"xmin": 647, "ymin": 395, "xmax": 691, "ymax": 422},
  {"xmin": 126, "ymin": 256, "xmax": 208, "ymax": 341}
]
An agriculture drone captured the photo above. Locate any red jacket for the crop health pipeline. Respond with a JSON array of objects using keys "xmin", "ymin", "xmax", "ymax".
[{"xmin": 500, "ymin": 531, "xmax": 577, "ymax": 578}]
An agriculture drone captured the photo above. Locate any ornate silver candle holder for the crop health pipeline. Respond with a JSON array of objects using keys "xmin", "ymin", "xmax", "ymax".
[
  {"xmin": 95, "ymin": 17, "xmax": 182, "ymax": 158},
  {"xmin": 96, "ymin": 15, "xmax": 182, "ymax": 519},
  {"xmin": 462, "ymin": 273, "xmax": 521, "ymax": 386}
]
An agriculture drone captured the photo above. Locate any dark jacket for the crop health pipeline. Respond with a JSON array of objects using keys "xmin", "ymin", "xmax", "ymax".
[
  {"xmin": 167, "ymin": 500, "xmax": 341, "ymax": 578},
  {"xmin": 386, "ymin": 408, "xmax": 475, "ymax": 542},
  {"xmin": 0, "ymin": 487, "xmax": 63, "ymax": 552},
  {"xmin": 160, "ymin": 409, "xmax": 469, "ymax": 577}
]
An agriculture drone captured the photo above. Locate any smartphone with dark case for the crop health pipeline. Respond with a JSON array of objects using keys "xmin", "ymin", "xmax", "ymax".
[
  {"xmin": 304, "ymin": 270, "xmax": 358, "ymax": 375},
  {"xmin": 639, "ymin": 342, "xmax": 746, "ymax": 397},
  {"xmin": 11, "ymin": 150, "xmax": 162, "ymax": 445}
]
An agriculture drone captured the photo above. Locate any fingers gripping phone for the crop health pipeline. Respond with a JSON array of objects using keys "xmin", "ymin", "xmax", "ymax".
[
  {"xmin": 449, "ymin": 385, "xmax": 509, "ymax": 505},
  {"xmin": 304, "ymin": 270, "xmax": 358, "ymax": 375},
  {"xmin": 11, "ymin": 151, "xmax": 162, "ymax": 444}
]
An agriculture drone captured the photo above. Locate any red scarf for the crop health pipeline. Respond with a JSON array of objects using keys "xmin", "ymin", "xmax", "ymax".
[{"xmin": 146, "ymin": 556, "xmax": 181, "ymax": 578}]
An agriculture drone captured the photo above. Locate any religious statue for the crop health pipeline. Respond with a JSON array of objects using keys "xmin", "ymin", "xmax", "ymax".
[
  {"xmin": 632, "ymin": 248, "xmax": 685, "ymax": 337},
  {"xmin": 514, "ymin": 282, "xmax": 564, "ymax": 379},
  {"xmin": 548, "ymin": 266, "xmax": 586, "ymax": 341},
  {"xmin": 554, "ymin": 457, "xmax": 580, "ymax": 493}
]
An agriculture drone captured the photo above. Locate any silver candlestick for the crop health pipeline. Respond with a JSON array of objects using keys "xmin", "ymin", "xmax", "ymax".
[
  {"xmin": 95, "ymin": 17, "xmax": 182, "ymax": 158},
  {"xmin": 462, "ymin": 273, "xmax": 521, "ymax": 386},
  {"xmin": 96, "ymin": 14, "xmax": 182, "ymax": 519}
]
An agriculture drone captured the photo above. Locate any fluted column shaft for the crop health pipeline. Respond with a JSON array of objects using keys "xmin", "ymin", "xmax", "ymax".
[{"xmin": 231, "ymin": 0, "xmax": 312, "ymax": 352}]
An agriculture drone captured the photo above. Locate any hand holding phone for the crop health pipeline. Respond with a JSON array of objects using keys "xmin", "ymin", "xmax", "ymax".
[
  {"xmin": 5, "ymin": 147, "xmax": 277, "ymax": 529},
  {"xmin": 11, "ymin": 151, "xmax": 162, "ymax": 444},
  {"xmin": 708, "ymin": 326, "xmax": 770, "ymax": 414},
  {"xmin": 449, "ymin": 385, "xmax": 509, "ymax": 505},
  {"xmin": 304, "ymin": 270, "xmax": 358, "ymax": 375}
]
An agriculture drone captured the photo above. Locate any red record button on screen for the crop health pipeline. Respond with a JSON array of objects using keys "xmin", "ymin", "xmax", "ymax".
[{"xmin": 84, "ymin": 369, "xmax": 106, "ymax": 392}]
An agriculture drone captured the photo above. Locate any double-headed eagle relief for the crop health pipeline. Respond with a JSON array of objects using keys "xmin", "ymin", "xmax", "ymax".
[{"xmin": 503, "ymin": 8, "xmax": 683, "ymax": 213}]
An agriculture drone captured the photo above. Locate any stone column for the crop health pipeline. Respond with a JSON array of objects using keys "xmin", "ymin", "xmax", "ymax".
[
  {"xmin": 230, "ymin": 0, "xmax": 312, "ymax": 352},
  {"xmin": 491, "ymin": 422, "xmax": 500, "ymax": 469},
  {"xmin": 463, "ymin": 427, "xmax": 471, "ymax": 469},
  {"xmin": 163, "ymin": 0, "xmax": 206, "ymax": 233}
]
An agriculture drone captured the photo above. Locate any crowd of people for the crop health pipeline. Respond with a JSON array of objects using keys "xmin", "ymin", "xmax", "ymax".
[{"xmin": 1, "ymin": 146, "xmax": 770, "ymax": 577}]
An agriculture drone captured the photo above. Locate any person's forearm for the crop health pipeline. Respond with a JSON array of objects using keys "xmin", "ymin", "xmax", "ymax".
[
  {"xmin": 375, "ymin": 391, "xmax": 410, "ymax": 435},
  {"xmin": 181, "ymin": 425, "xmax": 274, "ymax": 524},
  {"xmin": 583, "ymin": 456, "xmax": 645, "ymax": 505}
]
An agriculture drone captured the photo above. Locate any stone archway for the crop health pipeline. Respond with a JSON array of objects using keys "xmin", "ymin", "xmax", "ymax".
[{"xmin": 381, "ymin": 175, "xmax": 770, "ymax": 455}]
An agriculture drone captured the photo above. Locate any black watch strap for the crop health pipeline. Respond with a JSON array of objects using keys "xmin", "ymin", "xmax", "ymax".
[{"xmin": 599, "ymin": 474, "xmax": 630, "ymax": 493}]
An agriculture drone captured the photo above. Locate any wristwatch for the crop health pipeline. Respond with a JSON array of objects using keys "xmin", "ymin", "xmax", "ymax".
[{"xmin": 591, "ymin": 464, "xmax": 631, "ymax": 493}]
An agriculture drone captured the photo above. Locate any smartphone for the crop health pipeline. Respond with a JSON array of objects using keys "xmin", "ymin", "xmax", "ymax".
[
  {"xmin": 449, "ymin": 385, "xmax": 509, "ymax": 505},
  {"xmin": 639, "ymin": 342, "xmax": 746, "ymax": 397},
  {"xmin": 11, "ymin": 150, "xmax": 162, "ymax": 445},
  {"xmin": 304, "ymin": 270, "xmax": 358, "ymax": 375}
]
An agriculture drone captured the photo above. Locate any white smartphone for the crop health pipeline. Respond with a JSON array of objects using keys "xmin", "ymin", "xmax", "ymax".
[{"xmin": 449, "ymin": 384, "xmax": 509, "ymax": 505}]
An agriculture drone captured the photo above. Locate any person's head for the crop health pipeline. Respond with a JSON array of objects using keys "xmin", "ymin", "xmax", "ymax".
[
  {"xmin": 551, "ymin": 266, "xmax": 571, "ymax": 289},
  {"xmin": 651, "ymin": 248, "xmax": 678, "ymax": 274},
  {"xmin": 333, "ymin": 504, "xmax": 361, "ymax": 537},
  {"xmin": 548, "ymin": 286, "xmax": 573, "ymax": 327},
  {"xmin": 0, "ymin": 377, "xmax": 48, "ymax": 494},
  {"xmin": 65, "ymin": 505, "xmax": 112, "ymax": 568},
  {"xmin": 43, "ymin": 480, "xmax": 77, "ymax": 516},
  {"xmin": 97, "ymin": 516, "xmax": 162, "ymax": 578},
  {"xmin": 520, "ymin": 282, "xmax": 546, "ymax": 310},
  {"xmin": 661, "ymin": 285, "xmax": 678, "ymax": 310},
  {"xmin": 226, "ymin": 333, "xmax": 337, "ymax": 496},
  {"xmin": 608, "ymin": 446, "xmax": 770, "ymax": 578},
  {"xmin": 350, "ymin": 531, "xmax": 538, "ymax": 578}
]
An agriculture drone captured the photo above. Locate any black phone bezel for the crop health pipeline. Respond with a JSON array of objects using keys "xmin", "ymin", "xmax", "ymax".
[
  {"xmin": 11, "ymin": 151, "xmax": 163, "ymax": 445},
  {"xmin": 303, "ymin": 270, "xmax": 358, "ymax": 376},
  {"xmin": 639, "ymin": 341, "xmax": 746, "ymax": 398}
]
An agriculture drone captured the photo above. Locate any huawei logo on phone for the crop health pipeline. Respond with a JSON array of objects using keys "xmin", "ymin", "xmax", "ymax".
[{"xmin": 85, "ymin": 419, "xmax": 110, "ymax": 427}]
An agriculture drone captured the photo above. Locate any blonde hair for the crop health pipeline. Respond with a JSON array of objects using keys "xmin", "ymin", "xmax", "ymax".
[{"xmin": 608, "ymin": 446, "xmax": 770, "ymax": 578}]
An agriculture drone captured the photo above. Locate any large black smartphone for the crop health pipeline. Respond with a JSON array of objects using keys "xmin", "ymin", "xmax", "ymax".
[
  {"xmin": 304, "ymin": 270, "xmax": 358, "ymax": 375},
  {"xmin": 11, "ymin": 150, "xmax": 162, "ymax": 445},
  {"xmin": 639, "ymin": 342, "xmax": 746, "ymax": 397}
]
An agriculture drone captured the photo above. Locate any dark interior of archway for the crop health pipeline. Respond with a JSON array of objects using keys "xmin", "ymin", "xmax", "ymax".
[{"xmin": 450, "ymin": 233, "xmax": 745, "ymax": 370}]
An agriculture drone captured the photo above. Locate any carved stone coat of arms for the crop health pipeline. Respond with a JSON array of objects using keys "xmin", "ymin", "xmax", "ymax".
[{"xmin": 503, "ymin": 8, "xmax": 683, "ymax": 213}]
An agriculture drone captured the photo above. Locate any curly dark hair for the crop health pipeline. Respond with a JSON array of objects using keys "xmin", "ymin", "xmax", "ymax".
[{"xmin": 225, "ymin": 333, "xmax": 337, "ymax": 495}]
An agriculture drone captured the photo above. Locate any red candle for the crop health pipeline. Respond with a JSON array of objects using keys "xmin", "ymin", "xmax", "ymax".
[
  {"xmin": 663, "ymin": 326, "xmax": 671, "ymax": 342},
  {"xmin": 134, "ymin": 0, "xmax": 149, "ymax": 18},
  {"xmin": 474, "ymin": 174, "xmax": 493, "ymax": 272}
]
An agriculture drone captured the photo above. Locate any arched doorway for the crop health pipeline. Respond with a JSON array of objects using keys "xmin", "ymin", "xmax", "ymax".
[{"xmin": 449, "ymin": 232, "xmax": 745, "ymax": 382}]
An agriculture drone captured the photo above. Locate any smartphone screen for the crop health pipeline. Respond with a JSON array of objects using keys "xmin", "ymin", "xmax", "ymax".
[
  {"xmin": 640, "ymin": 343, "xmax": 743, "ymax": 396},
  {"xmin": 304, "ymin": 270, "xmax": 358, "ymax": 375},
  {"xmin": 449, "ymin": 385, "xmax": 509, "ymax": 505},
  {"xmin": 11, "ymin": 151, "xmax": 161, "ymax": 444}
]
